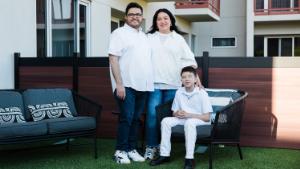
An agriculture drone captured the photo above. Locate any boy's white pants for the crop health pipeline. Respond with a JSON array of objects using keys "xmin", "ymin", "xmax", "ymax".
[{"xmin": 159, "ymin": 117, "xmax": 209, "ymax": 159}]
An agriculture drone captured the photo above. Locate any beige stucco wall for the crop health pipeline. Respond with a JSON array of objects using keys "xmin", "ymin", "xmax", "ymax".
[
  {"xmin": 192, "ymin": 0, "xmax": 247, "ymax": 57},
  {"xmin": 0, "ymin": 0, "xmax": 36, "ymax": 89},
  {"xmin": 254, "ymin": 22, "xmax": 300, "ymax": 35}
]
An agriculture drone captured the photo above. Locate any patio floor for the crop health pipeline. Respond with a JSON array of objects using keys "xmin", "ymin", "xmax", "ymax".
[{"xmin": 0, "ymin": 138, "xmax": 299, "ymax": 169}]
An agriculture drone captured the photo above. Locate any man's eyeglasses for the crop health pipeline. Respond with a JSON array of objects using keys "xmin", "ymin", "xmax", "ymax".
[{"xmin": 127, "ymin": 13, "xmax": 143, "ymax": 17}]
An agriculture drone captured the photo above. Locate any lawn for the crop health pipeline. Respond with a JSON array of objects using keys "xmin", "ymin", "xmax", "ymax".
[{"xmin": 0, "ymin": 138, "xmax": 299, "ymax": 169}]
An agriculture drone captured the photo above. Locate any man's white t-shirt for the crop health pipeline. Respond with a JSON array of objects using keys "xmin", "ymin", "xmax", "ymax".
[{"xmin": 108, "ymin": 24, "xmax": 154, "ymax": 92}]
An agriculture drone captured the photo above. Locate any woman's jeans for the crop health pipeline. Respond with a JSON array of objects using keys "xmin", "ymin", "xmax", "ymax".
[
  {"xmin": 114, "ymin": 87, "xmax": 148, "ymax": 151},
  {"xmin": 146, "ymin": 89, "xmax": 176, "ymax": 147}
]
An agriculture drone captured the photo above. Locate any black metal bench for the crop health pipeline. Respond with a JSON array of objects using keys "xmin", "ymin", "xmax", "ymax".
[
  {"xmin": 0, "ymin": 89, "xmax": 102, "ymax": 158},
  {"xmin": 155, "ymin": 89, "xmax": 248, "ymax": 169}
]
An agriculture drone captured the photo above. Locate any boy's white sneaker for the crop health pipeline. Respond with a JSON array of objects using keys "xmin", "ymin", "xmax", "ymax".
[
  {"xmin": 128, "ymin": 149, "xmax": 145, "ymax": 162},
  {"xmin": 114, "ymin": 150, "xmax": 131, "ymax": 164}
]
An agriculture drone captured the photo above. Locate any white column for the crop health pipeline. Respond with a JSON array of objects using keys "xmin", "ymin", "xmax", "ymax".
[
  {"xmin": 291, "ymin": 0, "xmax": 294, "ymax": 8},
  {"xmin": 264, "ymin": 37, "xmax": 268, "ymax": 57},
  {"xmin": 246, "ymin": 0, "xmax": 255, "ymax": 57},
  {"xmin": 264, "ymin": 0, "xmax": 269, "ymax": 10}
]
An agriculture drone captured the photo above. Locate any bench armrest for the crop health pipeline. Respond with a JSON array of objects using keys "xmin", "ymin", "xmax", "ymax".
[{"xmin": 72, "ymin": 91, "xmax": 102, "ymax": 129}]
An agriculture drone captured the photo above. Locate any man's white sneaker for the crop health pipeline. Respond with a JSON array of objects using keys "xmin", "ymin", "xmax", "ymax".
[
  {"xmin": 114, "ymin": 150, "xmax": 131, "ymax": 164},
  {"xmin": 144, "ymin": 147, "xmax": 157, "ymax": 160},
  {"xmin": 128, "ymin": 149, "xmax": 145, "ymax": 162}
]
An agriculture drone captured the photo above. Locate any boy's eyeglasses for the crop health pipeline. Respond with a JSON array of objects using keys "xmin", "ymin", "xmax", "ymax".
[{"xmin": 127, "ymin": 13, "xmax": 143, "ymax": 17}]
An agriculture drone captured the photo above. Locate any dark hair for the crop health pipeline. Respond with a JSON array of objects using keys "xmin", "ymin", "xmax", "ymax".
[
  {"xmin": 125, "ymin": 2, "xmax": 143, "ymax": 15},
  {"xmin": 181, "ymin": 66, "xmax": 197, "ymax": 76},
  {"xmin": 148, "ymin": 8, "xmax": 183, "ymax": 34}
]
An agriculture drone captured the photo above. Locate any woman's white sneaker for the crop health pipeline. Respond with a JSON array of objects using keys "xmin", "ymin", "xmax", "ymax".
[
  {"xmin": 128, "ymin": 149, "xmax": 145, "ymax": 162},
  {"xmin": 144, "ymin": 147, "xmax": 157, "ymax": 160},
  {"xmin": 114, "ymin": 150, "xmax": 131, "ymax": 164}
]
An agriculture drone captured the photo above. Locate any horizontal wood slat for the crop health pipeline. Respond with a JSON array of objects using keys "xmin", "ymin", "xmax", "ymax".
[
  {"xmin": 209, "ymin": 68, "xmax": 300, "ymax": 149},
  {"xmin": 19, "ymin": 67, "xmax": 73, "ymax": 89}
]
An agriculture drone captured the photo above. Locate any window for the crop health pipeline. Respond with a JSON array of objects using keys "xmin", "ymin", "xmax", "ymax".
[
  {"xmin": 36, "ymin": 0, "xmax": 90, "ymax": 57},
  {"xmin": 191, "ymin": 34, "xmax": 196, "ymax": 53},
  {"xmin": 295, "ymin": 37, "xmax": 300, "ymax": 56},
  {"xmin": 36, "ymin": 0, "xmax": 46, "ymax": 57},
  {"xmin": 255, "ymin": 0, "xmax": 264, "ymax": 10},
  {"xmin": 257, "ymin": 36, "xmax": 300, "ymax": 57},
  {"xmin": 212, "ymin": 37, "xmax": 236, "ymax": 48},
  {"xmin": 268, "ymin": 38, "xmax": 280, "ymax": 57},
  {"xmin": 272, "ymin": 0, "xmax": 291, "ymax": 8},
  {"xmin": 111, "ymin": 17, "xmax": 125, "ymax": 33},
  {"xmin": 254, "ymin": 36, "xmax": 264, "ymax": 57},
  {"xmin": 295, "ymin": 0, "xmax": 299, "ymax": 7},
  {"xmin": 52, "ymin": 0, "xmax": 74, "ymax": 57}
]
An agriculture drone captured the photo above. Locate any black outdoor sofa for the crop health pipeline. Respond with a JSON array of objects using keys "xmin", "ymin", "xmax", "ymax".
[
  {"xmin": 0, "ymin": 88, "xmax": 102, "ymax": 158},
  {"xmin": 156, "ymin": 88, "xmax": 248, "ymax": 169}
]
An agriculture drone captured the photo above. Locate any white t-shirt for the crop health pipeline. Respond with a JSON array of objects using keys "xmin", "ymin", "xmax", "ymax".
[
  {"xmin": 172, "ymin": 87, "xmax": 213, "ymax": 117},
  {"xmin": 148, "ymin": 31, "xmax": 197, "ymax": 88},
  {"xmin": 108, "ymin": 24, "xmax": 154, "ymax": 92}
]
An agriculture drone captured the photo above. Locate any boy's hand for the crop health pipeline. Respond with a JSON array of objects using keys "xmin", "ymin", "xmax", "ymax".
[
  {"xmin": 175, "ymin": 110, "xmax": 187, "ymax": 119},
  {"xmin": 173, "ymin": 111, "xmax": 180, "ymax": 117}
]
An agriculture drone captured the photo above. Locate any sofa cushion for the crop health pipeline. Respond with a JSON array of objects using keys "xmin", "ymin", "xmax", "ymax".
[
  {"xmin": 0, "ymin": 121, "xmax": 47, "ymax": 139},
  {"xmin": 23, "ymin": 89, "xmax": 77, "ymax": 121},
  {"xmin": 171, "ymin": 125, "xmax": 211, "ymax": 138},
  {"xmin": 46, "ymin": 116, "xmax": 96, "ymax": 134},
  {"xmin": 0, "ymin": 91, "xmax": 26, "ymax": 124}
]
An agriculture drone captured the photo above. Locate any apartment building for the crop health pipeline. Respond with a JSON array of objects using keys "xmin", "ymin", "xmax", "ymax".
[
  {"xmin": 1, "ymin": 0, "xmax": 299, "ymax": 89},
  {"xmin": 193, "ymin": 0, "xmax": 300, "ymax": 57},
  {"xmin": 0, "ymin": 0, "xmax": 220, "ymax": 89},
  {"xmin": 250, "ymin": 0, "xmax": 300, "ymax": 57}
]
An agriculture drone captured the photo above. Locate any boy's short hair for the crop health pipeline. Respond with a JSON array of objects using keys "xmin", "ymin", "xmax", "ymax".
[
  {"xmin": 181, "ymin": 66, "xmax": 197, "ymax": 76},
  {"xmin": 125, "ymin": 2, "xmax": 143, "ymax": 15}
]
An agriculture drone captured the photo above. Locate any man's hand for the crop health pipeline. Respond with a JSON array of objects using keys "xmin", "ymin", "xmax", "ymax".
[{"xmin": 116, "ymin": 84, "xmax": 126, "ymax": 100}]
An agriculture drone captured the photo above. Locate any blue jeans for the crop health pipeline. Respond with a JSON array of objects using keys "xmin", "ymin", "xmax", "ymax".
[
  {"xmin": 114, "ymin": 87, "xmax": 148, "ymax": 151},
  {"xmin": 146, "ymin": 89, "xmax": 176, "ymax": 147}
]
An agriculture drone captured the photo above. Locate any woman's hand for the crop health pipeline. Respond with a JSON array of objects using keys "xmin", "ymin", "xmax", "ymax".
[{"xmin": 196, "ymin": 75, "xmax": 204, "ymax": 88}]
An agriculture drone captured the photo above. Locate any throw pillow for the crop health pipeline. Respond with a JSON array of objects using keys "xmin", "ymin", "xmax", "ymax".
[
  {"xmin": 0, "ymin": 107, "xmax": 26, "ymax": 124},
  {"xmin": 28, "ymin": 102, "xmax": 73, "ymax": 122}
]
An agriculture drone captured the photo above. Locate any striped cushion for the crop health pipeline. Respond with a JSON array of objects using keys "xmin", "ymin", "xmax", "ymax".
[{"xmin": 205, "ymin": 88, "xmax": 240, "ymax": 122}]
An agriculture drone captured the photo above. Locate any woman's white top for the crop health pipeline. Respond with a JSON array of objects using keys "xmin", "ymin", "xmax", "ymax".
[
  {"xmin": 108, "ymin": 24, "xmax": 154, "ymax": 92},
  {"xmin": 148, "ymin": 31, "xmax": 197, "ymax": 89}
]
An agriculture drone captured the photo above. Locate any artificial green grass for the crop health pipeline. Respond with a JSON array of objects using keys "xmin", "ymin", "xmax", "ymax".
[{"xmin": 0, "ymin": 139, "xmax": 299, "ymax": 169}]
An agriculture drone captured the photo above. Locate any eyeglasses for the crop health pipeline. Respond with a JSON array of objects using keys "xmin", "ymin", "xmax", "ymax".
[{"xmin": 127, "ymin": 13, "xmax": 143, "ymax": 17}]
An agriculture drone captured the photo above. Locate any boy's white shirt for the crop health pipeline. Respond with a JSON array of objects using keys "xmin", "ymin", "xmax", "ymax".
[
  {"xmin": 171, "ymin": 87, "xmax": 213, "ymax": 117},
  {"xmin": 108, "ymin": 24, "xmax": 154, "ymax": 92},
  {"xmin": 148, "ymin": 31, "xmax": 197, "ymax": 88}
]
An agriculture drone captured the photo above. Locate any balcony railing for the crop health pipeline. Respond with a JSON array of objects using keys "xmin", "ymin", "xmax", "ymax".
[
  {"xmin": 254, "ymin": 0, "xmax": 300, "ymax": 15},
  {"xmin": 175, "ymin": 0, "xmax": 220, "ymax": 16}
]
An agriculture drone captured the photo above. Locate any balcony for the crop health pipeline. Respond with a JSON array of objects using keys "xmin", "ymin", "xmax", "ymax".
[
  {"xmin": 174, "ymin": 0, "xmax": 220, "ymax": 22},
  {"xmin": 254, "ymin": 0, "xmax": 300, "ymax": 22}
]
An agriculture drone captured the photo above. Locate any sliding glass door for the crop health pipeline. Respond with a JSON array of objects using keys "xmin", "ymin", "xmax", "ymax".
[
  {"xmin": 265, "ymin": 37, "xmax": 299, "ymax": 57},
  {"xmin": 36, "ymin": 0, "xmax": 90, "ymax": 57}
]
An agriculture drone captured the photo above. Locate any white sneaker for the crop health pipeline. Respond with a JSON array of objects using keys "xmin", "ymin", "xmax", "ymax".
[
  {"xmin": 128, "ymin": 149, "xmax": 145, "ymax": 162},
  {"xmin": 144, "ymin": 147, "xmax": 157, "ymax": 160},
  {"xmin": 114, "ymin": 150, "xmax": 131, "ymax": 164}
]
